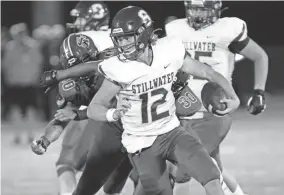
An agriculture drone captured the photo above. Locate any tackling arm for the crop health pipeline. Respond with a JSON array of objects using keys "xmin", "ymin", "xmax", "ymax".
[{"xmin": 56, "ymin": 60, "xmax": 102, "ymax": 81}]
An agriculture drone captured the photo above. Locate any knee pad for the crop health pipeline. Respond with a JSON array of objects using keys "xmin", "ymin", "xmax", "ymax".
[
  {"xmin": 174, "ymin": 170, "xmax": 192, "ymax": 183},
  {"xmin": 129, "ymin": 169, "xmax": 139, "ymax": 187}
]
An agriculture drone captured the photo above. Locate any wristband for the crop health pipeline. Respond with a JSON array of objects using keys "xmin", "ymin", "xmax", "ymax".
[
  {"xmin": 106, "ymin": 108, "xmax": 118, "ymax": 122},
  {"xmin": 40, "ymin": 136, "xmax": 51, "ymax": 149},
  {"xmin": 74, "ymin": 109, "xmax": 88, "ymax": 121}
]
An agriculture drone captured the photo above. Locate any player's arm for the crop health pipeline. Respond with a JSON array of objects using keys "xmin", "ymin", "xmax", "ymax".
[
  {"xmin": 234, "ymin": 38, "xmax": 269, "ymax": 91},
  {"xmin": 229, "ymin": 18, "xmax": 268, "ymax": 115},
  {"xmin": 238, "ymin": 39, "xmax": 268, "ymax": 115},
  {"xmin": 31, "ymin": 103, "xmax": 80, "ymax": 155},
  {"xmin": 40, "ymin": 60, "xmax": 101, "ymax": 90},
  {"xmin": 87, "ymin": 79, "xmax": 131, "ymax": 122},
  {"xmin": 57, "ymin": 60, "xmax": 101, "ymax": 81},
  {"xmin": 31, "ymin": 116, "xmax": 68, "ymax": 155},
  {"xmin": 181, "ymin": 54, "xmax": 240, "ymax": 114}
]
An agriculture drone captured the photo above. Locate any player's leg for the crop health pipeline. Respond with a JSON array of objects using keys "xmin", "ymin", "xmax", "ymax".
[
  {"xmin": 173, "ymin": 115, "xmax": 231, "ymax": 194},
  {"xmin": 222, "ymin": 169, "xmax": 247, "ymax": 195},
  {"xmin": 102, "ymin": 157, "xmax": 133, "ymax": 195},
  {"xmin": 129, "ymin": 169, "xmax": 139, "ymax": 189},
  {"xmin": 166, "ymin": 126, "xmax": 224, "ymax": 195},
  {"xmin": 128, "ymin": 141, "xmax": 173, "ymax": 195},
  {"xmin": 56, "ymin": 120, "xmax": 88, "ymax": 195},
  {"xmin": 187, "ymin": 115, "xmax": 247, "ymax": 195},
  {"xmin": 73, "ymin": 121, "xmax": 127, "ymax": 195},
  {"xmin": 132, "ymin": 161, "xmax": 176, "ymax": 195},
  {"xmin": 72, "ymin": 119, "xmax": 96, "ymax": 171}
]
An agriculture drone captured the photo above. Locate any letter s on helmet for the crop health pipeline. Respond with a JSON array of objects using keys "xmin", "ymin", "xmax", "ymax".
[
  {"xmin": 110, "ymin": 6, "xmax": 154, "ymax": 60},
  {"xmin": 59, "ymin": 33, "xmax": 98, "ymax": 69}
]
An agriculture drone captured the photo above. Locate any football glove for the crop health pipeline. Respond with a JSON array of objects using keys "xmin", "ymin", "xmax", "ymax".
[
  {"xmin": 40, "ymin": 70, "xmax": 58, "ymax": 93},
  {"xmin": 247, "ymin": 89, "xmax": 266, "ymax": 115},
  {"xmin": 31, "ymin": 136, "xmax": 51, "ymax": 155}
]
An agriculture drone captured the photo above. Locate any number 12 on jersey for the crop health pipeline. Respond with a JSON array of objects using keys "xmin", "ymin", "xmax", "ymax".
[{"xmin": 139, "ymin": 88, "xmax": 169, "ymax": 124}]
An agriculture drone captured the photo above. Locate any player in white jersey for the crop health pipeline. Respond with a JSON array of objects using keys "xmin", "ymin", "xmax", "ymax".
[
  {"xmin": 86, "ymin": 6, "xmax": 240, "ymax": 195},
  {"xmin": 165, "ymin": 1, "xmax": 268, "ymax": 195}
]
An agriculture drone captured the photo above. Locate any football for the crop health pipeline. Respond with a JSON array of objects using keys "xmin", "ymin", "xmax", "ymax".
[{"xmin": 201, "ymin": 82, "xmax": 227, "ymax": 116}]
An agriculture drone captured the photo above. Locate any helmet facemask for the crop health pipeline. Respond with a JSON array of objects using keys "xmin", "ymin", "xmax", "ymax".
[
  {"xmin": 111, "ymin": 24, "xmax": 154, "ymax": 61},
  {"xmin": 184, "ymin": 0, "xmax": 222, "ymax": 30}
]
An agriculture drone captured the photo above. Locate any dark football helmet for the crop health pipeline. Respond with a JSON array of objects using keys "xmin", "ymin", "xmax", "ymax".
[
  {"xmin": 59, "ymin": 33, "xmax": 99, "ymax": 69},
  {"xmin": 184, "ymin": 0, "xmax": 223, "ymax": 30},
  {"xmin": 66, "ymin": 1, "xmax": 110, "ymax": 34},
  {"xmin": 110, "ymin": 6, "xmax": 154, "ymax": 60}
]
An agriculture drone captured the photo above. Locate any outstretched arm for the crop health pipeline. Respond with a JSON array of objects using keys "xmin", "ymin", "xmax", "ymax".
[
  {"xmin": 40, "ymin": 61, "xmax": 102, "ymax": 91},
  {"xmin": 56, "ymin": 60, "xmax": 102, "ymax": 81},
  {"xmin": 31, "ymin": 103, "xmax": 79, "ymax": 155}
]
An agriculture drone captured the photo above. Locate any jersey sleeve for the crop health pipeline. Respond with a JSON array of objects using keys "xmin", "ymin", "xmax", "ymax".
[
  {"xmin": 227, "ymin": 17, "xmax": 250, "ymax": 53},
  {"xmin": 169, "ymin": 38, "xmax": 186, "ymax": 70},
  {"xmin": 165, "ymin": 19, "xmax": 184, "ymax": 38},
  {"xmin": 165, "ymin": 22, "xmax": 178, "ymax": 38},
  {"xmin": 98, "ymin": 58, "xmax": 134, "ymax": 87}
]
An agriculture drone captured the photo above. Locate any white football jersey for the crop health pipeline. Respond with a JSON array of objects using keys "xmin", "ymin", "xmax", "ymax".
[
  {"xmin": 80, "ymin": 29, "xmax": 113, "ymax": 52},
  {"xmin": 99, "ymin": 37, "xmax": 186, "ymax": 136},
  {"xmin": 166, "ymin": 17, "xmax": 248, "ymax": 111}
]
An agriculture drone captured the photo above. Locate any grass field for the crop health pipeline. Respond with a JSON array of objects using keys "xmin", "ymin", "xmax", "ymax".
[{"xmin": 1, "ymin": 95, "xmax": 284, "ymax": 195}]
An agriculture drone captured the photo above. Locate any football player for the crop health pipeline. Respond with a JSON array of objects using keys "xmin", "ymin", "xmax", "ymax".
[
  {"xmin": 165, "ymin": 1, "xmax": 268, "ymax": 195},
  {"xmin": 87, "ymin": 5, "xmax": 240, "ymax": 195},
  {"xmin": 32, "ymin": 2, "xmax": 134, "ymax": 195}
]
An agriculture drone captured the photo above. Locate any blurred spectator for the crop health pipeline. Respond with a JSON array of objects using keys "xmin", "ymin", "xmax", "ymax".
[
  {"xmin": 1, "ymin": 26, "xmax": 12, "ymax": 118},
  {"xmin": 2, "ymin": 23, "xmax": 43, "ymax": 122},
  {"xmin": 32, "ymin": 24, "xmax": 65, "ymax": 121}
]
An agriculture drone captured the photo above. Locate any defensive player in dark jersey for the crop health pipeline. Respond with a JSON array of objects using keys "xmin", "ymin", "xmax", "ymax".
[
  {"xmin": 31, "ymin": 2, "xmax": 134, "ymax": 195},
  {"xmin": 32, "ymin": 31, "xmax": 134, "ymax": 195}
]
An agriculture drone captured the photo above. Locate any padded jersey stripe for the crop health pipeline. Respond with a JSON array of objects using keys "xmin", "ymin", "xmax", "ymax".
[{"xmin": 228, "ymin": 23, "xmax": 250, "ymax": 53}]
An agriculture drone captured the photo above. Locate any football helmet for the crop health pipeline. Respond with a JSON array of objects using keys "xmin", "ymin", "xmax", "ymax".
[
  {"xmin": 59, "ymin": 33, "xmax": 99, "ymax": 69},
  {"xmin": 66, "ymin": 1, "xmax": 110, "ymax": 33},
  {"xmin": 184, "ymin": 0, "xmax": 223, "ymax": 30},
  {"xmin": 110, "ymin": 6, "xmax": 154, "ymax": 60}
]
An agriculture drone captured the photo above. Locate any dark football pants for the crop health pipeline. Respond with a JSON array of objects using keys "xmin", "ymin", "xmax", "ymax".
[
  {"xmin": 56, "ymin": 120, "xmax": 89, "ymax": 175},
  {"xmin": 128, "ymin": 125, "xmax": 221, "ymax": 195},
  {"xmin": 72, "ymin": 120, "xmax": 133, "ymax": 195},
  {"xmin": 180, "ymin": 114, "xmax": 232, "ymax": 172}
]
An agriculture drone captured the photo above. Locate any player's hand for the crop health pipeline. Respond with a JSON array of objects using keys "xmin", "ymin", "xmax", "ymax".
[
  {"xmin": 247, "ymin": 89, "xmax": 266, "ymax": 115},
  {"xmin": 40, "ymin": 70, "xmax": 58, "ymax": 93},
  {"xmin": 54, "ymin": 108, "xmax": 77, "ymax": 122},
  {"xmin": 216, "ymin": 98, "xmax": 240, "ymax": 115},
  {"xmin": 113, "ymin": 96, "xmax": 132, "ymax": 120},
  {"xmin": 31, "ymin": 136, "xmax": 50, "ymax": 155}
]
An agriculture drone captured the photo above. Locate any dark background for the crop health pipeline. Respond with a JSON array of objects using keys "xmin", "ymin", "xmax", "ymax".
[
  {"xmin": 2, "ymin": 1, "xmax": 284, "ymax": 45},
  {"xmin": 1, "ymin": 1, "xmax": 284, "ymax": 94},
  {"xmin": 2, "ymin": 3, "xmax": 284, "ymax": 195}
]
